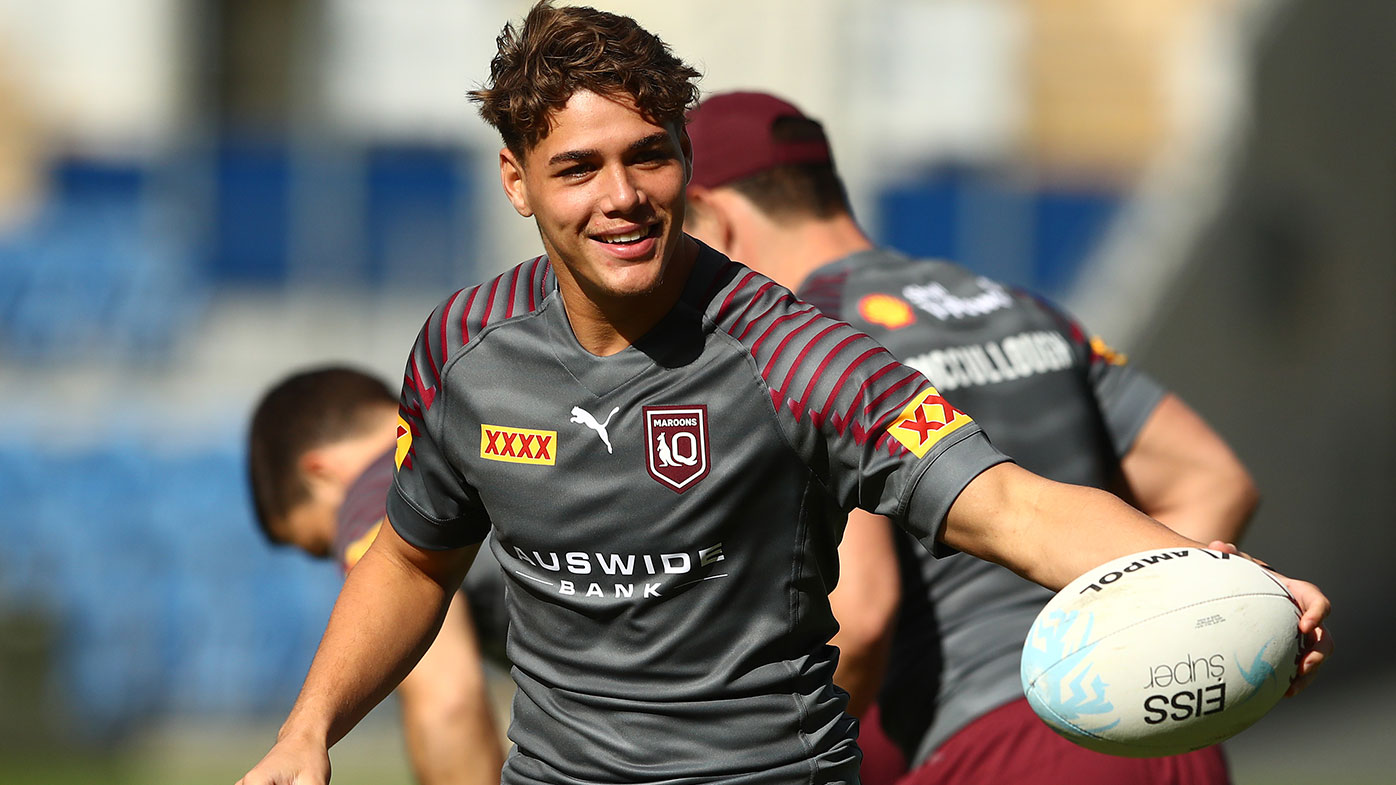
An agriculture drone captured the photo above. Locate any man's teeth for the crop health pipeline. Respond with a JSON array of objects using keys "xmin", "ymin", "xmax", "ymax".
[{"xmin": 599, "ymin": 227, "xmax": 649, "ymax": 244}]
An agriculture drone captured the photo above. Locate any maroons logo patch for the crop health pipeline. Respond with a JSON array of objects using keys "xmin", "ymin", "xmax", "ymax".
[
  {"xmin": 643, "ymin": 405, "xmax": 710, "ymax": 493},
  {"xmin": 888, "ymin": 388, "xmax": 973, "ymax": 458}
]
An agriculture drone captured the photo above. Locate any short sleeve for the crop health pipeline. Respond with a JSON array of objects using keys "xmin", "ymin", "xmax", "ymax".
[
  {"xmin": 716, "ymin": 272, "xmax": 1010, "ymax": 552},
  {"xmin": 830, "ymin": 380, "xmax": 1010, "ymax": 532},
  {"xmin": 1085, "ymin": 334, "xmax": 1167, "ymax": 459},
  {"xmin": 386, "ymin": 302, "xmax": 492, "ymax": 550},
  {"xmin": 1019, "ymin": 290, "xmax": 1168, "ymax": 459}
]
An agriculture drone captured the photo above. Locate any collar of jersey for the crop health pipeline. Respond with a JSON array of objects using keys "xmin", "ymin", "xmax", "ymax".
[
  {"xmin": 812, "ymin": 247, "xmax": 910, "ymax": 281},
  {"xmin": 544, "ymin": 245, "xmax": 727, "ymax": 399}
]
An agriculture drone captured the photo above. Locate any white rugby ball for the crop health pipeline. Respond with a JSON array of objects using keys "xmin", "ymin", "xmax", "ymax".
[{"xmin": 1020, "ymin": 547, "xmax": 1301, "ymax": 758}]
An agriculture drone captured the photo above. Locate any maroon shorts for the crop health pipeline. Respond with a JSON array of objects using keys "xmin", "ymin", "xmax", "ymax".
[
  {"xmin": 858, "ymin": 705, "xmax": 909, "ymax": 785},
  {"xmin": 893, "ymin": 698, "xmax": 1230, "ymax": 785}
]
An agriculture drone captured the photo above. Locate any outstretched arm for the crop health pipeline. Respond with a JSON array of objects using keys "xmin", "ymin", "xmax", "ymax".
[
  {"xmin": 1120, "ymin": 393, "xmax": 1259, "ymax": 544},
  {"xmin": 940, "ymin": 463, "xmax": 1330, "ymax": 693},
  {"xmin": 942, "ymin": 463, "xmax": 1194, "ymax": 592},
  {"xmin": 397, "ymin": 590, "xmax": 506, "ymax": 785},
  {"xmin": 237, "ymin": 521, "xmax": 479, "ymax": 785},
  {"xmin": 828, "ymin": 509, "xmax": 900, "ymax": 717}
]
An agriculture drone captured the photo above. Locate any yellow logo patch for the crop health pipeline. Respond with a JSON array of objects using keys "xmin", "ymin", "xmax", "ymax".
[
  {"xmin": 1090, "ymin": 336, "xmax": 1128, "ymax": 366},
  {"xmin": 480, "ymin": 424, "xmax": 557, "ymax": 465},
  {"xmin": 858, "ymin": 294, "xmax": 915, "ymax": 330},
  {"xmin": 888, "ymin": 388, "xmax": 973, "ymax": 458},
  {"xmin": 343, "ymin": 521, "xmax": 382, "ymax": 572},
  {"xmin": 395, "ymin": 415, "xmax": 413, "ymax": 470}
]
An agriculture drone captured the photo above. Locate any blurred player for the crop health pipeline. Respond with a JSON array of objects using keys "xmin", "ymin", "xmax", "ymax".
[
  {"xmin": 247, "ymin": 366, "xmax": 507, "ymax": 785},
  {"xmin": 237, "ymin": 4, "xmax": 1329, "ymax": 785},
  {"xmin": 684, "ymin": 91, "xmax": 1261, "ymax": 784}
]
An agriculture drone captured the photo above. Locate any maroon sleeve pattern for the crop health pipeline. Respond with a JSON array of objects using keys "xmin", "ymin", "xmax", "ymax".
[
  {"xmin": 387, "ymin": 257, "xmax": 553, "ymax": 550},
  {"xmin": 708, "ymin": 268, "xmax": 1003, "ymax": 526}
]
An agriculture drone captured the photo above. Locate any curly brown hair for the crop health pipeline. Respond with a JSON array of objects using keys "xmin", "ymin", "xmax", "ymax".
[{"xmin": 469, "ymin": 1, "xmax": 702, "ymax": 156}]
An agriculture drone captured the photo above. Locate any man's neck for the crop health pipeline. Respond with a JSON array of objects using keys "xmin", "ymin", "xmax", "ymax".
[
  {"xmin": 759, "ymin": 213, "xmax": 874, "ymax": 293},
  {"xmin": 553, "ymin": 237, "xmax": 700, "ymax": 356}
]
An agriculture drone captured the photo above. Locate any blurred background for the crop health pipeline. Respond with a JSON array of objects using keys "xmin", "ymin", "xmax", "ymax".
[{"xmin": 0, "ymin": 0, "xmax": 1390, "ymax": 783}]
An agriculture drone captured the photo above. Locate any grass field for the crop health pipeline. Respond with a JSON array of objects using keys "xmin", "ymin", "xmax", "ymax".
[
  {"xmin": 2, "ymin": 670, "xmax": 1391, "ymax": 785},
  {"xmin": 0, "ymin": 713, "xmax": 419, "ymax": 785}
]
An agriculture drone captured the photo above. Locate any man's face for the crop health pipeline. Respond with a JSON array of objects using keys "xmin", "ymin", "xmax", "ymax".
[{"xmin": 500, "ymin": 90, "xmax": 692, "ymax": 303}]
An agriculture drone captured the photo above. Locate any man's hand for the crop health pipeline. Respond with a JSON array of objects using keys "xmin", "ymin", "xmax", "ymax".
[
  {"xmin": 235, "ymin": 732, "xmax": 332, "ymax": 785},
  {"xmin": 1205, "ymin": 540, "xmax": 1332, "ymax": 697}
]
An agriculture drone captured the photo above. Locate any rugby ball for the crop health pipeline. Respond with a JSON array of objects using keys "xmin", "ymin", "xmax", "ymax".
[{"xmin": 1020, "ymin": 547, "xmax": 1301, "ymax": 757}]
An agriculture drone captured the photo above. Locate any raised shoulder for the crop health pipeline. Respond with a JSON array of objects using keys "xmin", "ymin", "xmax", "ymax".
[
  {"xmin": 402, "ymin": 256, "xmax": 553, "ymax": 416},
  {"xmin": 707, "ymin": 266, "xmax": 933, "ymax": 451}
]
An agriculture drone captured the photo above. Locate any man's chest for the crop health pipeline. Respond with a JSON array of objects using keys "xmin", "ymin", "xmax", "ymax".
[{"xmin": 438, "ymin": 341, "xmax": 809, "ymax": 560}]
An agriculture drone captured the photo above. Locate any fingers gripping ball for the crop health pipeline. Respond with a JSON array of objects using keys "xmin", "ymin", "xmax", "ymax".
[{"xmin": 1020, "ymin": 547, "xmax": 1301, "ymax": 757}]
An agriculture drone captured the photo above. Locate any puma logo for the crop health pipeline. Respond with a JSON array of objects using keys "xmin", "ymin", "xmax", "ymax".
[
  {"xmin": 570, "ymin": 405, "xmax": 620, "ymax": 454},
  {"xmin": 655, "ymin": 433, "xmax": 698, "ymax": 467}
]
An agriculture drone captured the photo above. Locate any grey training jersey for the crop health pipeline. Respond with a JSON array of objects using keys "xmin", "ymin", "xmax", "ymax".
[
  {"xmin": 799, "ymin": 248, "xmax": 1166, "ymax": 766},
  {"xmin": 387, "ymin": 245, "xmax": 1009, "ymax": 785}
]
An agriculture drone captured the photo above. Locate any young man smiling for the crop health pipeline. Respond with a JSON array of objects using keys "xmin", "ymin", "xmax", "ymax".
[
  {"xmin": 237, "ymin": 5, "xmax": 1331, "ymax": 785},
  {"xmin": 492, "ymin": 88, "xmax": 697, "ymax": 353}
]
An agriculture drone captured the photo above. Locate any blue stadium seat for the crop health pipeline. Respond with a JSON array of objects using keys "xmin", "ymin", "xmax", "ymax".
[
  {"xmin": 0, "ymin": 443, "xmax": 49, "ymax": 599},
  {"xmin": 364, "ymin": 144, "xmax": 475, "ymax": 288},
  {"xmin": 208, "ymin": 140, "xmax": 292, "ymax": 284},
  {"xmin": 0, "ymin": 157, "xmax": 205, "ymax": 364},
  {"xmin": 876, "ymin": 167, "xmax": 1122, "ymax": 298},
  {"xmin": 7, "ymin": 438, "xmax": 350, "ymax": 727}
]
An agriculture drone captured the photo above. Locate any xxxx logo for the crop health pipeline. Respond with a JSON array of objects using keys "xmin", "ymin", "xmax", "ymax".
[
  {"xmin": 887, "ymin": 388, "xmax": 972, "ymax": 458},
  {"xmin": 480, "ymin": 424, "xmax": 557, "ymax": 466}
]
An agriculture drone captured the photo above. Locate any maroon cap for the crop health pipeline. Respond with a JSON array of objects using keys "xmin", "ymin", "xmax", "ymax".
[{"xmin": 686, "ymin": 91, "xmax": 831, "ymax": 189}]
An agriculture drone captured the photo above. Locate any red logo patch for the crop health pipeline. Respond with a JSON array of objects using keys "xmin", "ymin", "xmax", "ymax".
[
  {"xmin": 887, "ymin": 389, "xmax": 972, "ymax": 458},
  {"xmin": 479, "ymin": 425, "xmax": 557, "ymax": 466},
  {"xmin": 643, "ymin": 405, "xmax": 710, "ymax": 493}
]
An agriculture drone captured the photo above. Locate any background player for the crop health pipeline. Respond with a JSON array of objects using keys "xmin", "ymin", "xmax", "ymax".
[
  {"xmin": 684, "ymin": 91, "xmax": 1261, "ymax": 784},
  {"xmin": 237, "ymin": 4, "xmax": 1329, "ymax": 785},
  {"xmin": 247, "ymin": 366, "xmax": 507, "ymax": 785}
]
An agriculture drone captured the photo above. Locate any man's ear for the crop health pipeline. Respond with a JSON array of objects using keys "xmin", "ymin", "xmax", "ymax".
[
  {"xmin": 685, "ymin": 186, "xmax": 735, "ymax": 255},
  {"xmin": 297, "ymin": 447, "xmax": 342, "ymax": 496},
  {"xmin": 499, "ymin": 146, "xmax": 533, "ymax": 218},
  {"xmin": 678, "ymin": 127, "xmax": 694, "ymax": 185}
]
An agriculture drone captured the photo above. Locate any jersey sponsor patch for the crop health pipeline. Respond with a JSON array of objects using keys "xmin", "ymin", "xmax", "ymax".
[
  {"xmin": 395, "ymin": 415, "xmax": 413, "ymax": 470},
  {"xmin": 1090, "ymin": 336, "xmax": 1128, "ymax": 366},
  {"xmin": 506, "ymin": 538, "xmax": 728, "ymax": 603},
  {"xmin": 857, "ymin": 293, "xmax": 915, "ymax": 329},
  {"xmin": 902, "ymin": 277, "xmax": 1012, "ymax": 321},
  {"xmin": 643, "ymin": 405, "xmax": 710, "ymax": 493},
  {"xmin": 888, "ymin": 388, "xmax": 973, "ymax": 458},
  {"xmin": 343, "ymin": 521, "xmax": 382, "ymax": 572},
  {"xmin": 903, "ymin": 330, "xmax": 1074, "ymax": 391},
  {"xmin": 569, "ymin": 405, "xmax": 620, "ymax": 454},
  {"xmin": 480, "ymin": 424, "xmax": 557, "ymax": 465}
]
